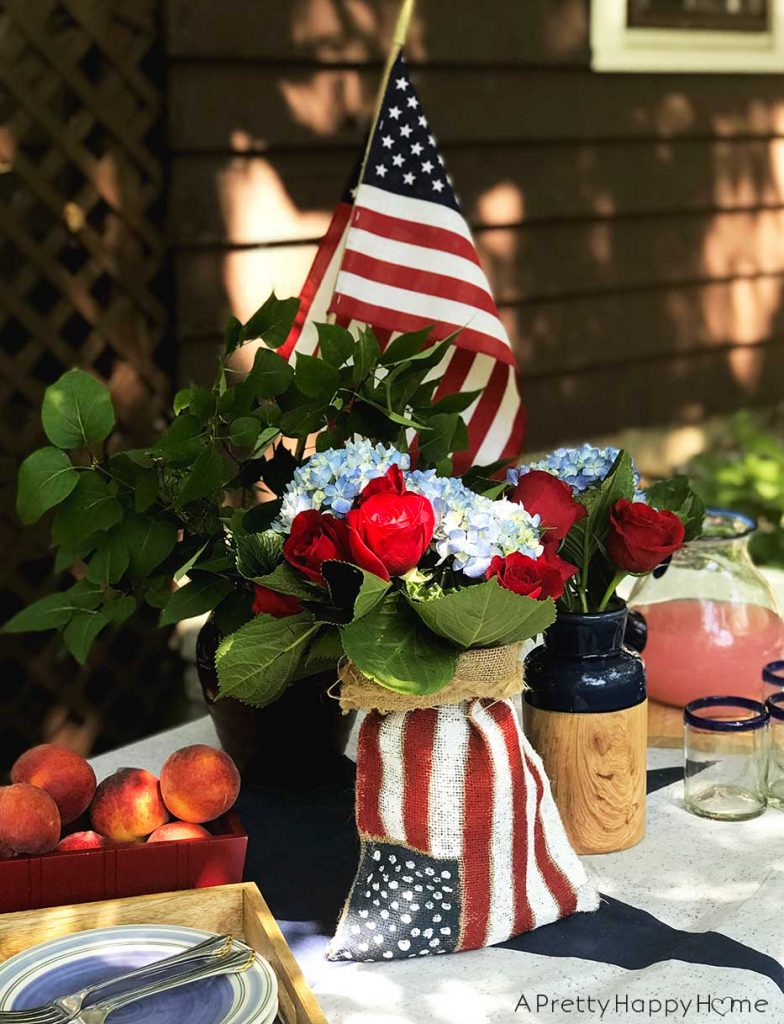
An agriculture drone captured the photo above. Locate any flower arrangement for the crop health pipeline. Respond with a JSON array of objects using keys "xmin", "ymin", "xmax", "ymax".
[
  {"xmin": 215, "ymin": 440, "xmax": 562, "ymax": 703},
  {"xmin": 505, "ymin": 445, "xmax": 704, "ymax": 613},
  {"xmin": 2, "ymin": 296, "xmax": 487, "ymax": 665}
]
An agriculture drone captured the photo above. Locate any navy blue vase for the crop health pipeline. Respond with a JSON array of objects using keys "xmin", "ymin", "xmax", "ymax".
[{"xmin": 524, "ymin": 605, "xmax": 647, "ymax": 714}]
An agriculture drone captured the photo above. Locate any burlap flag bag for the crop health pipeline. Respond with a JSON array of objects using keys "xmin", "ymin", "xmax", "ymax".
[{"xmin": 328, "ymin": 646, "xmax": 599, "ymax": 962}]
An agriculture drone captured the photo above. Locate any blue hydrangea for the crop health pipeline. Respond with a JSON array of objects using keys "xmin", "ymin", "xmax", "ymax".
[
  {"xmin": 407, "ymin": 470, "xmax": 543, "ymax": 579},
  {"xmin": 276, "ymin": 440, "xmax": 410, "ymax": 530},
  {"xmin": 508, "ymin": 444, "xmax": 640, "ymax": 494}
]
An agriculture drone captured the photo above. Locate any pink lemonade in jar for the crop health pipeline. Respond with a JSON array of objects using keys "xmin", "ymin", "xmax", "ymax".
[{"xmin": 637, "ymin": 598, "xmax": 784, "ymax": 706}]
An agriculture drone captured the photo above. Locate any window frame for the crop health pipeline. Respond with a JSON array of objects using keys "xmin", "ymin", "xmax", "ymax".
[{"xmin": 591, "ymin": 0, "xmax": 784, "ymax": 72}]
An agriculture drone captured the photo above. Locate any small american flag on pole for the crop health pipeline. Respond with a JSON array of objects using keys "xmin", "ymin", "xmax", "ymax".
[{"xmin": 281, "ymin": 53, "xmax": 525, "ymax": 473}]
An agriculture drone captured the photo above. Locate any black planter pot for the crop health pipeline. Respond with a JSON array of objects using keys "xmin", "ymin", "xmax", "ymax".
[
  {"xmin": 196, "ymin": 619, "xmax": 355, "ymax": 788},
  {"xmin": 524, "ymin": 604, "xmax": 647, "ymax": 713}
]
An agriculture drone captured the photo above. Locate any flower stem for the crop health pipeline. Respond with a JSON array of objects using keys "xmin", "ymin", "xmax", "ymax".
[{"xmin": 598, "ymin": 571, "xmax": 627, "ymax": 613}]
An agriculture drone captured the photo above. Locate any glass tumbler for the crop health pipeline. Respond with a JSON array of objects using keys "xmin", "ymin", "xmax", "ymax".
[
  {"xmin": 684, "ymin": 696, "xmax": 769, "ymax": 821},
  {"xmin": 767, "ymin": 693, "xmax": 784, "ymax": 810}
]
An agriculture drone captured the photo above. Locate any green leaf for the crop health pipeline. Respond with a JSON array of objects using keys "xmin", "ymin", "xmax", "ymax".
[
  {"xmin": 159, "ymin": 575, "xmax": 235, "ymax": 627},
  {"xmin": 239, "ymin": 292, "xmax": 300, "ymax": 349},
  {"xmin": 227, "ymin": 416, "xmax": 261, "ymax": 448},
  {"xmin": 253, "ymin": 562, "xmax": 319, "ymax": 601},
  {"xmin": 579, "ymin": 450, "xmax": 636, "ymax": 560},
  {"xmin": 243, "ymin": 499, "xmax": 282, "ymax": 533},
  {"xmin": 213, "ymin": 588, "xmax": 255, "ymax": 636},
  {"xmin": 52, "ymin": 472, "xmax": 122, "ymax": 545},
  {"xmin": 259, "ymin": 444, "xmax": 298, "ymax": 495},
  {"xmin": 86, "ymin": 530, "xmax": 130, "ymax": 584},
  {"xmin": 295, "ymin": 627, "xmax": 343, "ymax": 680},
  {"xmin": 235, "ymin": 531, "xmax": 284, "ymax": 579},
  {"xmin": 134, "ymin": 469, "xmax": 159, "ymax": 513},
  {"xmin": 178, "ymin": 448, "xmax": 225, "ymax": 505},
  {"xmin": 2, "ymin": 583, "xmax": 102, "ymax": 634},
  {"xmin": 223, "ymin": 315, "xmax": 243, "ymax": 356},
  {"xmin": 54, "ymin": 535, "xmax": 99, "ymax": 573},
  {"xmin": 244, "ymin": 347, "xmax": 295, "ymax": 399},
  {"xmin": 16, "ymin": 448, "xmax": 79, "ymax": 524},
  {"xmin": 356, "ymin": 393, "xmax": 427, "ymax": 431},
  {"xmin": 120, "ymin": 516, "xmax": 178, "ymax": 577},
  {"xmin": 316, "ymin": 323, "xmax": 354, "ymax": 367},
  {"xmin": 41, "ymin": 369, "xmax": 115, "ymax": 449},
  {"xmin": 379, "ymin": 327, "xmax": 433, "ymax": 366},
  {"xmin": 173, "ymin": 539, "xmax": 210, "ymax": 583},
  {"xmin": 152, "ymin": 414, "xmax": 204, "ymax": 465},
  {"xmin": 216, "ymin": 612, "xmax": 319, "ymax": 706},
  {"xmin": 352, "ymin": 327, "xmax": 381, "ymax": 386},
  {"xmin": 104, "ymin": 594, "xmax": 137, "ymax": 626},
  {"xmin": 431, "ymin": 389, "xmax": 483, "ymax": 415},
  {"xmin": 340, "ymin": 594, "xmax": 456, "ymax": 694},
  {"xmin": 295, "ymin": 353, "xmax": 339, "ymax": 400},
  {"xmin": 418, "ymin": 413, "xmax": 461, "ymax": 465},
  {"xmin": 279, "ymin": 404, "xmax": 326, "ymax": 438},
  {"xmin": 644, "ymin": 476, "xmax": 705, "ymax": 542},
  {"xmin": 254, "ymin": 426, "xmax": 281, "ymax": 454},
  {"xmin": 141, "ymin": 576, "xmax": 173, "ymax": 609},
  {"xmin": 408, "ymin": 577, "xmax": 555, "ymax": 649},
  {"xmin": 321, "ymin": 561, "xmax": 390, "ymax": 620},
  {"xmin": 63, "ymin": 607, "xmax": 113, "ymax": 664}
]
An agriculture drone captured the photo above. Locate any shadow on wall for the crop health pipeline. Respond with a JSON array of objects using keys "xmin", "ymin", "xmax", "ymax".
[{"xmin": 174, "ymin": 0, "xmax": 784, "ymax": 446}]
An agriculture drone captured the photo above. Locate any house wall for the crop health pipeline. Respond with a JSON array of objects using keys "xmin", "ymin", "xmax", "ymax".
[{"xmin": 166, "ymin": 0, "xmax": 784, "ymax": 450}]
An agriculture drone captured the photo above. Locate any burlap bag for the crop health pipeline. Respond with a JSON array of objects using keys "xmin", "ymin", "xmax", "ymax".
[
  {"xmin": 338, "ymin": 642, "xmax": 525, "ymax": 714},
  {"xmin": 328, "ymin": 647, "xmax": 599, "ymax": 963}
]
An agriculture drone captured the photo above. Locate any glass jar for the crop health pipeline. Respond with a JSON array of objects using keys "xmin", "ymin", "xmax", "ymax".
[
  {"xmin": 762, "ymin": 660, "xmax": 784, "ymax": 701},
  {"xmin": 684, "ymin": 696, "xmax": 769, "ymax": 821},
  {"xmin": 767, "ymin": 692, "xmax": 784, "ymax": 810},
  {"xmin": 629, "ymin": 509, "xmax": 784, "ymax": 707}
]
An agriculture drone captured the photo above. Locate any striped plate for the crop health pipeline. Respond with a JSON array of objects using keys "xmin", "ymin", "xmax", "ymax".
[{"xmin": 0, "ymin": 924, "xmax": 278, "ymax": 1024}]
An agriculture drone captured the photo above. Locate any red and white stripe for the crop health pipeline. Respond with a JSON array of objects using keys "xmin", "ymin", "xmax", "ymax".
[{"xmin": 355, "ymin": 699, "xmax": 598, "ymax": 952}]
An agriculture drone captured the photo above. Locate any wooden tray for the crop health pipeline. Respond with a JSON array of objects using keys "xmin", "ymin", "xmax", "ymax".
[{"xmin": 0, "ymin": 882, "xmax": 327, "ymax": 1024}]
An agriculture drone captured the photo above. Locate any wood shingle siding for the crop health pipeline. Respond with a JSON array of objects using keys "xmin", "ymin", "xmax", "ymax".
[{"xmin": 167, "ymin": 0, "xmax": 784, "ymax": 448}]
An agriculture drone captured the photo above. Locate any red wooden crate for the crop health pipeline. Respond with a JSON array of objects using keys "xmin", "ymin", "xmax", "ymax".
[{"xmin": 0, "ymin": 812, "xmax": 247, "ymax": 913}]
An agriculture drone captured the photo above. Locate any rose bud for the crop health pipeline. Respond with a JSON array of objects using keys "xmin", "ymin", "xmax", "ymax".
[
  {"xmin": 486, "ymin": 549, "xmax": 578, "ymax": 601},
  {"xmin": 510, "ymin": 470, "xmax": 586, "ymax": 546},
  {"xmin": 607, "ymin": 499, "xmax": 685, "ymax": 574},
  {"xmin": 283, "ymin": 510, "xmax": 351, "ymax": 584},
  {"xmin": 252, "ymin": 585, "xmax": 302, "ymax": 617},
  {"xmin": 345, "ymin": 467, "xmax": 435, "ymax": 580}
]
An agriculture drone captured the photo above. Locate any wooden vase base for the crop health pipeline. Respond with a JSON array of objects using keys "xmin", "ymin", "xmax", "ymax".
[{"xmin": 523, "ymin": 700, "xmax": 648, "ymax": 855}]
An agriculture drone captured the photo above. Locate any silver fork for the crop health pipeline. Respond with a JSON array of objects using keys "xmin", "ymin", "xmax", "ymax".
[
  {"xmin": 71, "ymin": 944, "xmax": 256, "ymax": 1024},
  {"xmin": 0, "ymin": 933, "xmax": 233, "ymax": 1024}
]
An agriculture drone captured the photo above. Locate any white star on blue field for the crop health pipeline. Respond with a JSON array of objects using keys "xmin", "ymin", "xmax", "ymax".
[{"xmin": 365, "ymin": 54, "xmax": 458, "ymax": 212}]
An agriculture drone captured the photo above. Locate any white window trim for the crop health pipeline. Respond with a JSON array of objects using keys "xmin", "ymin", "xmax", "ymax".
[{"xmin": 591, "ymin": 0, "xmax": 784, "ymax": 72}]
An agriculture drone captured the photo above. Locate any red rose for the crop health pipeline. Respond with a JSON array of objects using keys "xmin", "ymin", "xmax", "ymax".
[
  {"xmin": 283, "ymin": 509, "xmax": 351, "ymax": 585},
  {"xmin": 345, "ymin": 468, "xmax": 435, "ymax": 580},
  {"xmin": 510, "ymin": 470, "xmax": 586, "ymax": 546},
  {"xmin": 485, "ymin": 549, "xmax": 578, "ymax": 601},
  {"xmin": 607, "ymin": 499, "xmax": 685, "ymax": 574},
  {"xmin": 356, "ymin": 464, "xmax": 406, "ymax": 504},
  {"xmin": 252, "ymin": 585, "xmax": 302, "ymax": 618}
]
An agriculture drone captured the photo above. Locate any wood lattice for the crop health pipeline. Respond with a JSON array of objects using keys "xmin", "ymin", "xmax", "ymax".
[{"xmin": 0, "ymin": 0, "xmax": 184, "ymax": 770}]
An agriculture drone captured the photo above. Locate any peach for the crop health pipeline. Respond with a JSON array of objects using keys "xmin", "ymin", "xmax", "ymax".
[
  {"xmin": 11, "ymin": 744, "xmax": 96, "ymax": 824},
  {"xmin": 160, "ymin": 745, "xmax": 240, "ymax": 824},
  {"xmin": 147, "ymin": 822, "xmax": 211, "ymax": 843},
  {"xmin": 56, "ymin": 830, "xmax": 108, "ymax": 852},
  {"xmin": 90, "ymin": 768, "xmax": 169, "ymax": 841},
  {"xmin": 0, "ymin": 783, "xmax": 61, "ymax": 854}
]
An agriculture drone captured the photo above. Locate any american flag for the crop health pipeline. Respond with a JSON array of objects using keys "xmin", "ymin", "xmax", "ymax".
[
  {"xmin": 281, "ymin": 53, "xmax": 525, "ymax": 474},
  {"xmin": 328, "ymin": 700, "xmax": 598, "ymax": 961}
]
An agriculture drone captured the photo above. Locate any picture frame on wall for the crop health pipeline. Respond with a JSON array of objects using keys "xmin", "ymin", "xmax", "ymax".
[{"xmin": 591, "ymin": 0, "xmax": 784, "ymax": 71}]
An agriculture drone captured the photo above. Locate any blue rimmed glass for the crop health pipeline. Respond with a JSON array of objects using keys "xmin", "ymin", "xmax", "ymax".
[
  {"xmin": 766, "ymin": 693, "xmax": 784, "ymax": 810},
  {"xmin": 763, "ymin": 660, "xmax": 784, "ymax": 699},
  {"xmin": 684, "ymin": 696, "xmax": 769, "ymax": 821}
]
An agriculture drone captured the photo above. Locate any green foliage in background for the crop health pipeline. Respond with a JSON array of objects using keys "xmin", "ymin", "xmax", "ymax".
[
  {"xmin": 687, "ymin": 411, "xmax": 784, "ymax": 567},
  {"xmin": 4, "ymin": 294, "xmax": 477, "ymax": 666}
]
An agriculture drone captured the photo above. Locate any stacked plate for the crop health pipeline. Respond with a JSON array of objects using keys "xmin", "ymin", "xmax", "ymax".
[{"xmin": 0, "ymin": 925, "xmax": 278, "ymax": 1023}]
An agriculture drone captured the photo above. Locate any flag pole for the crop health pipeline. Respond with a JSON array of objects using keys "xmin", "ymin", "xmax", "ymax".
[{"xmin": 358, "ymin": 0, "xmax": 417, "ymax": 183}]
